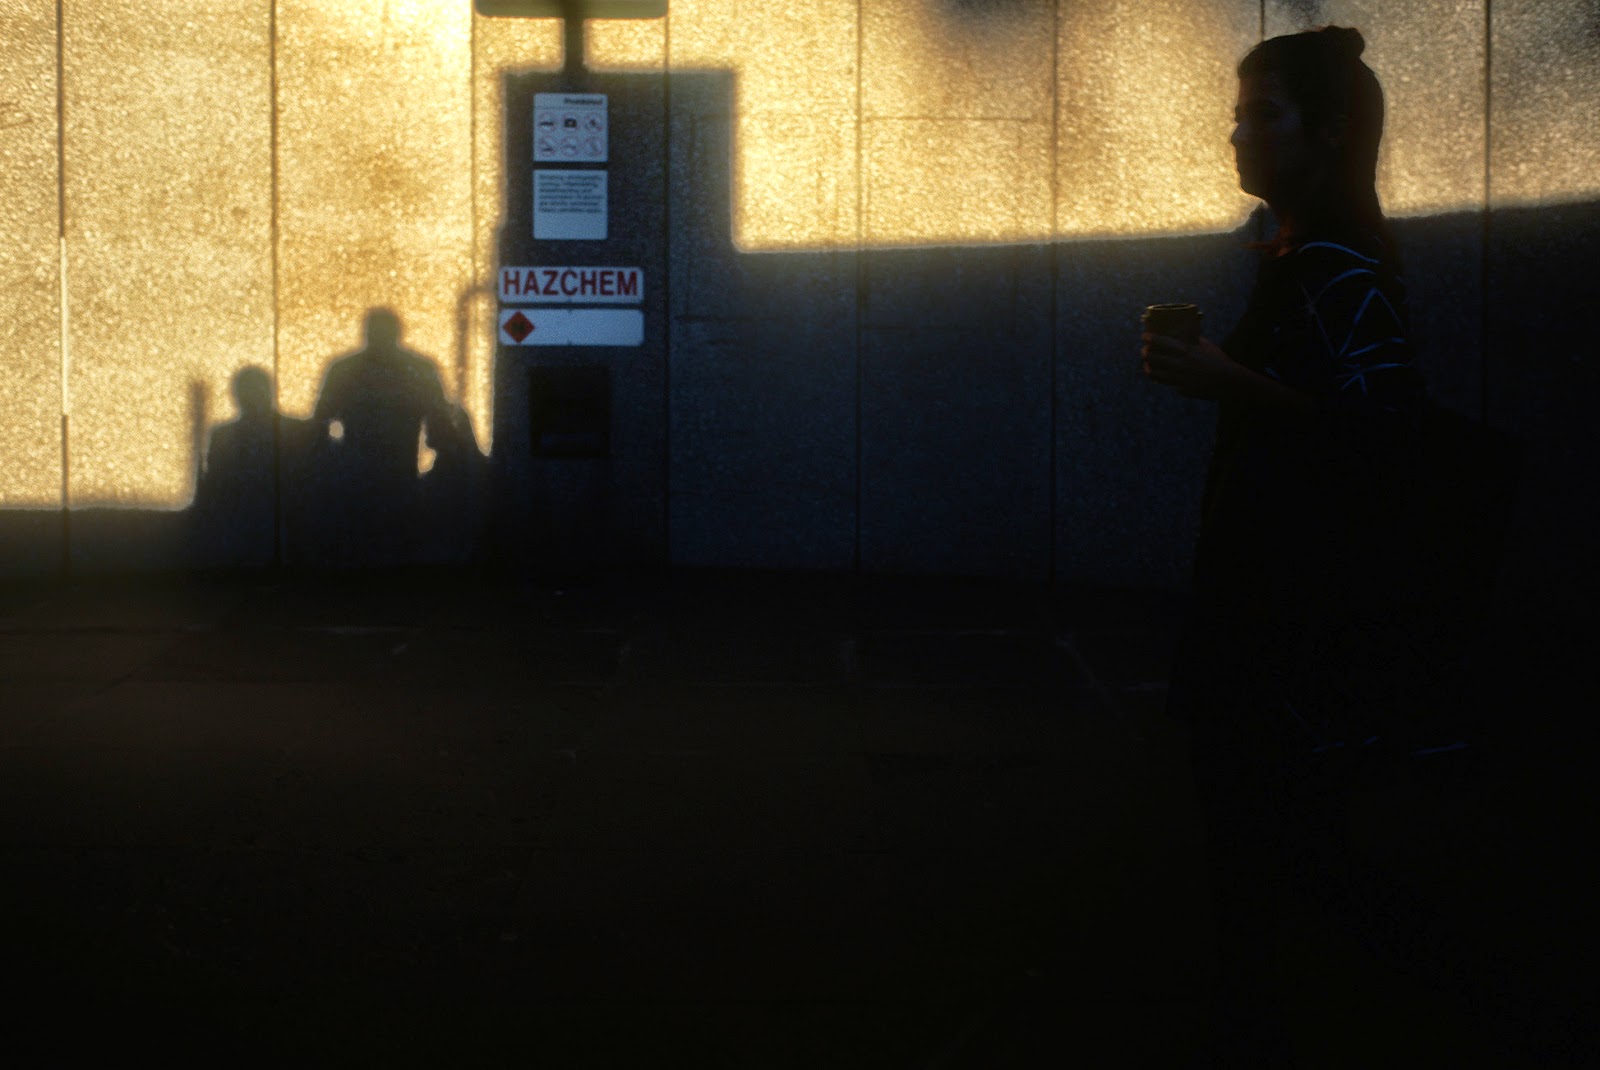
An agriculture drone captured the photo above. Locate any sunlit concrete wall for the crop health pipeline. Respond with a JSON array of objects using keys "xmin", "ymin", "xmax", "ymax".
[
  {"xmin": 0, "ymin": 0, "xmax": 1596, "ymax": 590},
  {"xmin": 0, "ymin": 0, "xmax": 63, "ymax": 573},
  {"xmin": 63, "ymin": 1, "xmax": 275, "ymax": 514}
]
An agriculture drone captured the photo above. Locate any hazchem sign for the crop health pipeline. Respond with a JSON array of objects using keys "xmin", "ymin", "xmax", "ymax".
[
  {"xmin": 499, "ymin": 308, "xmax": 644, "ymax": 347},
  {"xmin": 499, "ymin": 266, "xmax": 643, "ymax": 304}
]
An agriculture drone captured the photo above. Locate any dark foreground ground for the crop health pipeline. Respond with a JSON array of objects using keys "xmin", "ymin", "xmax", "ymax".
[{"xmin": 0, "ymin": 569, "xmax": 1591, "ymax": 1067}]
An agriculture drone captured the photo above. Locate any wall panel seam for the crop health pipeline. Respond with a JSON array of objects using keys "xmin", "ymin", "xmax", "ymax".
[
  {"xmin": 56, "ymin": 0, "xmax": 69, "ymax": 574},
  {"xmin": 270, "ymin": 0, "xmax": 283, "ymax": 567},
  {"xmin": 853, "ymin": 0, "xmax": 864, "ymax": 572},
  {"xmin": 1048, "ymin": 0, "xmax": 1060, "ymax": 585},
  {"xmin": 663, "ymin": 11, "xmax": 673, "ymax": 563},
  {"xmin": 1481, "ymin": 0, "xmax": 1492, "ymax": 428}
]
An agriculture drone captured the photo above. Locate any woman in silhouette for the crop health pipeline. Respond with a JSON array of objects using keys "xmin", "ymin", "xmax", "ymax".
[{"xmin": 1141, "ymin": 27, "xmax": 1431, "ymax": 1064}]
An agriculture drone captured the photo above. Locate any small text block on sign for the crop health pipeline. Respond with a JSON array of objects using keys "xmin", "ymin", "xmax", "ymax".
[{"xmin": 534, "ymin": 169, "xmax": 607, "ymax": 240}]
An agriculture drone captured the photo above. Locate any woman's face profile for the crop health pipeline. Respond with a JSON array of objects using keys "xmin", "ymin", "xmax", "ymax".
[{"xmin": 1231, "ymin": 72, "xmax": 1324, "ymax": 206}]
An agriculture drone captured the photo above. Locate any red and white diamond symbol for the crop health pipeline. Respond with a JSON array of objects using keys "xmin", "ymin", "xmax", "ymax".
[{"xmin": 503, "ymin": 311, "xmax": 535, "ymax": 343}]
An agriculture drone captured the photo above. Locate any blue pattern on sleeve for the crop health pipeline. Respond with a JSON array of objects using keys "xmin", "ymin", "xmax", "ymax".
[{"xmin": 1271, "ymin": 238, "xmax": 1423, "ymax": 418}]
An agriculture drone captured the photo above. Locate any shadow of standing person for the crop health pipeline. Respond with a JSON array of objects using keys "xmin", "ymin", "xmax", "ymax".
[
  {"xmin": 301, "ymin": 308, "xmax": 453, "ymax": 568},
  {"xmin": 191, "ymin": 365, "xmax": 304, "ymax": 569}
]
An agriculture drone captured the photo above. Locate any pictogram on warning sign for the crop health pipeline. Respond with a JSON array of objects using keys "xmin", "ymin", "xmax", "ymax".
[
  {"xmin": 534, "ymin": 93, "xmax": 607, "ymax": 163},
  {"xmin": 502, "ymin": 310, "xmax": 535, "ymax": 343},
  {"xmin": 498, "ymin": 308, "xmax": 643, "ymax": 347}
]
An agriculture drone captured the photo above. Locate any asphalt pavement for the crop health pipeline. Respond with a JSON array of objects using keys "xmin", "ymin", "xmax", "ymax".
[{"xmin": 0, "ymin": 569, "xmax": 1587, "ymax": 1067}]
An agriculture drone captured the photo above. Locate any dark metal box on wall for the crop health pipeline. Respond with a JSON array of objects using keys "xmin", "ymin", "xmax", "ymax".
[{"xmin": 529, "ymin": 366, "xmax": 610, "ymax": 459}]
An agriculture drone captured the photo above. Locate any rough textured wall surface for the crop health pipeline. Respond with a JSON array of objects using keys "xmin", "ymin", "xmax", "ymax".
[
  {"xmin": 61, "ymin": 0, "xmax": 276, "ymax": 574},
  {"xmin": 0, "ymin": 0, "xmax": 63, "ymax": 576},
  {"xmin": 668, "ymin": 72, "xmax": 859, "ymax": 572},
  {"xmin": 0, "ymin": 1, "xmax": 1594, "ymax": 611}
]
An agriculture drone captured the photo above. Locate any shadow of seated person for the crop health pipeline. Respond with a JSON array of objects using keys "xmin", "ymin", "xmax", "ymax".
[
  {"xmin": 306, "ymin": 307, "xmax": 452, "ymax": 567},
  {"xmin": 191, "ymin": 365, "xmax": 303, "ymax": 568}
]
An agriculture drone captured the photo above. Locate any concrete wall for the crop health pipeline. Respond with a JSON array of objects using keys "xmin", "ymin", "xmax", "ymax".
[{"xmin": 0, "ymin": 1, "xmax": 1595, "ymax": 612}]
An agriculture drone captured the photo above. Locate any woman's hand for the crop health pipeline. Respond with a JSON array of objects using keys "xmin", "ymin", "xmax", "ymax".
[{"xmin": 1140, "ymin": 332, "xmax": 1240, "ymax": 401}]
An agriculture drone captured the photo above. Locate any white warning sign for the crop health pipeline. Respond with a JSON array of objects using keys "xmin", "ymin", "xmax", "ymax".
[
  {"xmin": 499, "ymin": 307, "xmax": 643, "ymax": 347},
  {"xmin": 534, "ymin": 93, "xmax": 608, "ymax": 163},
  {"xmin": 534, "ymin": 169, "xmax": 607, "ymax": 240},
  {"xmin": 498, "ymin": 266, "xmax": 643, "ymax": 305}
]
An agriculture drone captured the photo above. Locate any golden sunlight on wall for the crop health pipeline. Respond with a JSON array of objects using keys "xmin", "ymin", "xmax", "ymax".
[
  {"xmin": 2, "ymin": 0, "xmax": 1599, "ymax": 513},
  {"xmin": 0, "ymin": 0, "xmax": 61, "ymax": 509},
  {"xmin": 1268, "ymin": 1, "xmax": 1487, "ymax": 217},
  {"xmin": 862, "ymin": 0, "xmax": 1054, "ymax": 246},
  {"xmin": 1055, "ymin": 0, "xmax": 1259, "ymax": 241},
  {"xmin": 666, "ymin": 0, "xmax": 859, "ymax": 250},
  {"xmin": 63, "ymin": 0, "xmax": 274, "ymax": 508},
  {"xmin": 1490, "ymin": 0, "xmax": 1600, "ymax": 207},
  {"xmin": 586, "ymin": 12, "xmax": 664, "ymax": 69},
  {"xmin": 275, "ymin": 0, "xmax": 473, "ymax": 430}
]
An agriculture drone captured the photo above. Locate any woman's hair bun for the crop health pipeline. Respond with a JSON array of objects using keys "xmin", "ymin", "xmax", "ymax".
[{"xmin": 1318, "ymin": 25, "xmax": 1366, "ymax": 61}]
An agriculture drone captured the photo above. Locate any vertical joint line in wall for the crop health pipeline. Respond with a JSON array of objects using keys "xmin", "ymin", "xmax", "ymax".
[
  {"xmin": 469, "ymin": 8, "xmax": 478, "ymax": 285},
  {"xmin": 59, "ymin": 242, "xmax": 69, "ymax": 579},
  {"xmin": 269, "ymin": 0, "xmax": 283, "ymax": 568},
  {"xmin": 59, "ymin": 244, "xmax": 68, "ymax": 430},
  {"xmin": 1256, "ymin": 1, "xmax": 1267, "ymax": 244},
  {"xmin": 1048, "ymin": 0, "xmax": 1060, "ymax": 585},
  {"xmin": 55, "ymin": 0, "xmax": 64, "ymax": 244},
  {"xmin": 1481, "ymin": 0, "xmax": 1492, "ymax": 429},
  {"xmin": 852, "ymin": 0, "xmax": 864, "ymax": 574},
  {"xmin": 56, "ymin": 0, "xmax": 70, "ymax": 576},
  {"xmin": 662, "ymin": 14, "xmax": 673, "ymax": 564},
  {"xmin": 468, "ymin": 7, "xmax": 478, "ymax": 408}
]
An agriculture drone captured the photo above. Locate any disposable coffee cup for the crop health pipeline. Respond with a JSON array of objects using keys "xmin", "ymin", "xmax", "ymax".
[{"xmin": 1142, "ymin": 303, "xmax": 1202, "ymax": 345}]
